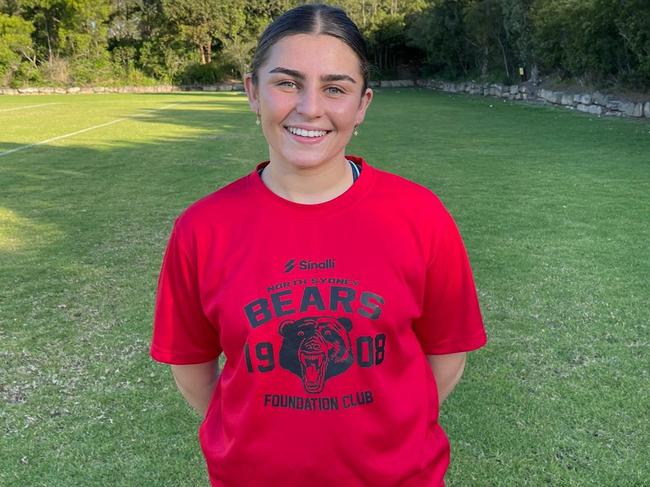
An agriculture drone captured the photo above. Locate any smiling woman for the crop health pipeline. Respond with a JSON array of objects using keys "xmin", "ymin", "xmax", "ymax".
[
  {"xmin": 150, "ymin": 4, "xmax": 487, "ymax": 487},
  {"xmin": 245, "ymin": 32, "xmax": 373, "ymax": 203}
]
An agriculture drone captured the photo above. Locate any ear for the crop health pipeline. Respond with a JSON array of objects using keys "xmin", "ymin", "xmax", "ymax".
[
  {"xmin": 278, "ymin": 319, "xmax": 295, "ymax": 336},
  {"xmin": 355, "ymin": 87, "xmax": 374, "ymax": 126},
  {"xmin": 336, "ymin": 317, "xmax": 353, "ymax": 331},
  {"xmin": 244, "ymin": 73, "xmax": 260, "ymax": 115}
]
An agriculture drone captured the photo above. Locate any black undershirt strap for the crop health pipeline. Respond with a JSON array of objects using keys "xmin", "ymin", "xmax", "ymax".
[{"xmin": 257, "ymin": 160, "xmax": 361, "ymax": 182}]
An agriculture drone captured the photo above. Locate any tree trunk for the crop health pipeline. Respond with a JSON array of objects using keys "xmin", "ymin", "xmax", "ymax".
[
  {"xmin": 384, "ymin": 46, "xmax": 388, "ymax": 73},
  {"xmin": 530, "ymin": 63, "xmax": 539, "ymax": 84},
  {"xmin": 481, "ymin": 46, "xmax": 488, "ymax": 78},
  {"xmin": 497, "ymin": 35, "xmax": 510, "ymax": 80},
  {"xmin": 45, "ymin": 18, "xmax": 53, "ymax": 63}
]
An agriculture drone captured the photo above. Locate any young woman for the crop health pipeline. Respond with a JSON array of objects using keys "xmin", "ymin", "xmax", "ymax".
[{"xmin": 151, "ymin": 4, "xmax": 486, "ymax": 486}]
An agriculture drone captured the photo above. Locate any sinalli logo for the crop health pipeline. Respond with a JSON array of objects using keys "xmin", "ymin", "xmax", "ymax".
[{"xmin": 284, "ymin": 258, "xmax": 336, "ymax": 272}]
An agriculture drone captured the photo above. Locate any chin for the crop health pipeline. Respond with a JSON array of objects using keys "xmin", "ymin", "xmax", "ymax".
[{"xmin": 277, "ymin": 150, "xmax": 342, "ymax": 170}]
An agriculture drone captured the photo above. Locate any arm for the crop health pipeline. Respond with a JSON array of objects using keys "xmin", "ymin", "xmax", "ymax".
[
  {"xmin": 427, "ymin": 352, "xmax": 467, "ymax": 406},
  {"xmin": 171, "ymin": 359, "xmax": 220, "ymax": 418}
]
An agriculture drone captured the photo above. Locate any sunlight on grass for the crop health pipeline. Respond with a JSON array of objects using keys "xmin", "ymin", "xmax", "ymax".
[{"xmin": 0, "ymin": 207, "xmax": 61, "ymax": 252}]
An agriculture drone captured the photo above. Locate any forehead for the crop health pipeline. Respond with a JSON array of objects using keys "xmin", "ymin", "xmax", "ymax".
[{"xmin": 262, "ymin": 34, "xmax": 361, "ymax": 78}]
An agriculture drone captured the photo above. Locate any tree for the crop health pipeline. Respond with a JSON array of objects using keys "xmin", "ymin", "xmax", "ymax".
[
  {"xmin": 531, "ymin": 0, "xmax": 629, "ymax": 85},
  {"xmin": 162, "ymin": 0, "xmax": 247, "ymax": 64},
  {"xmin": 499, "ymin": 0, "xmax": 537, "ymax": 82},
  {"xmin": 15, "ymin": 0, "xmax": 110, "ymax": 64},
  {"xmin": 332, "ymin": 0, "xmax": 428, "ymax": 77},
  {"xmin": 464, "ymin": 0, "xmax": 507, "ymax": 79},
  {"xmin": 0, "ymin": 12, "xmax": 35, "ymax": 82},
  {"xmin": 220, "ymin": 0, "xmax": 293, "ymax": 78},
  {"xmin": 614, "ymin": 0, "xmax": 650, "ymax": 86},
  {"xmin": 406, "ymin": 0, "xmax": 472, "ymax": 79}
]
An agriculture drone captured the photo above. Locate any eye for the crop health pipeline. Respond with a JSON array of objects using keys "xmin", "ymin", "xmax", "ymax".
[
  {"xmin": 297, "ymin": 330, "xmax": 304, "ymax": 337},
  {"xmin": 278, "ymin": 80, "xmax": 297, "ymax": 89},
  {"xmin": 325, "ymin": 86, "xmax": 344, "ymax": 95}
]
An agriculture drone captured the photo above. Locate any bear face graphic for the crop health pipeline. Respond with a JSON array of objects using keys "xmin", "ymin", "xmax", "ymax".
[{"xmin": 279, "ymin": 316, "xmax": 354, "ymax": 394}]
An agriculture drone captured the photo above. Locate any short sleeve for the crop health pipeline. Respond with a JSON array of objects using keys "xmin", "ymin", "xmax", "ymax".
[
  {"xmin": 150, "ymin": 221, "xmax": 222, "ymax": 364},
  {"xmin": 412, "ymin": 206, "xmax": 487, "ymax": 355}
]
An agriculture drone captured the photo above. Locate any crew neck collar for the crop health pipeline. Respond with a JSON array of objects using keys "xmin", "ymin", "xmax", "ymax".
[{"xmin": 247, "ymin": 155, "xmax": 374, "ymax": 216}]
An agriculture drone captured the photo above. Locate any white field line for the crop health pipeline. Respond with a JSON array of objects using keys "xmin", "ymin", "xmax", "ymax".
[
  {"xmin": 0, "ymin": 118, "xmax": 126, "ymax": 158},
  {"xmin": 0, "ymin": 103, "xmax": 177, "ymax": 158},
  {"xmin": 0, "ymin": 103, "xmax": 61, "ymax": 113}
]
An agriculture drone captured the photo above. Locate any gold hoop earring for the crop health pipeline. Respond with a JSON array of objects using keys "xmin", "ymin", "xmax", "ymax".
[{"xmin": 256, "ymin": 113, "xmax": 261, "ymax": 126}]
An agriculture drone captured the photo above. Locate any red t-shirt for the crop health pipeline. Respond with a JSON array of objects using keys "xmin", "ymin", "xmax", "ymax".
[{"xmin": 151, "ymin": 156, "xmax": 487, "ymax": 486}]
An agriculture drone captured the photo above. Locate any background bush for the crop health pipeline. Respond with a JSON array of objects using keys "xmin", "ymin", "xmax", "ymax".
[
  {"xmin": 176, "ymin": 58, "xmax": 236, "ymax": 86},
  {"xmin": 0, "ymin": 0, "xmax": 648, "ymax": 90}
]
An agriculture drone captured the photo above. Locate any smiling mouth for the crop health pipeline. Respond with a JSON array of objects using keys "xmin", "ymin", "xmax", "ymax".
[{"xmin": 284, "ymin": 126, "xmax": 332, "ymax": 138}]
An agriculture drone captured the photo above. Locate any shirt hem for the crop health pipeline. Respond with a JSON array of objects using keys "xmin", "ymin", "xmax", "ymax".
[
  {"xmin": 420, "ymin": 333, "xmax": 487, "ymax": 355},
  {"xmin": 150, "ymin": 344, "xmax": 220, "ymax": 365}
]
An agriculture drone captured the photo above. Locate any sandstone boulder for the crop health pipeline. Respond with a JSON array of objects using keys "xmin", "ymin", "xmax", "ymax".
[
  {"xmin": 593, "ymin": 92, "xmax": 609, "ymax": 106},
  {"xmin": 619, "ymin": 101, "xmax": 643, "ymax": 117},
  {"xmin": 606, "ymin": 100, "xmax": 622, "ymax": 111},
  {"xmin": 561, "ymin": 94, "xmax": 574, "ymax": 106}
]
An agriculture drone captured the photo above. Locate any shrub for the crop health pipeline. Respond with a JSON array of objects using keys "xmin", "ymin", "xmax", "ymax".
[
  {"xmin": 69, "ymin": 51, "xmax": 113, "ymax": 86},
  {"xmin": 176, "ymin": 60, "xmax": 230, "ymax": 86},
  {"xmin": 0, "ymin": 13, "xmax": 35, "ymax": 87},
  {"xmin": 40, "ymin": 56, "xmax": 71, "ymax": 85},
  {"xmin": 140, "ymin": 37, "xmax": 195, "ymax": 84},
  {"xmin": 10, "ymin": 61, "xmax": 43, "ymax": 87}
]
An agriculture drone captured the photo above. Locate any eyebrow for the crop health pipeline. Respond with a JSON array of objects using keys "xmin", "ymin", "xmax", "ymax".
[{"xmin": 268, "ymin": 67, "xmax": 357, "ymax": 84}]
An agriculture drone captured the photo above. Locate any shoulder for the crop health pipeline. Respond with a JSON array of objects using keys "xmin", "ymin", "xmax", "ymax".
[
  {"xmin": 172, "ymin": 171, "xmax": 253, "ymax": 238},
  {"xmin": 368, "ymin": 162, "xmax": 452, "ymax": 221}
]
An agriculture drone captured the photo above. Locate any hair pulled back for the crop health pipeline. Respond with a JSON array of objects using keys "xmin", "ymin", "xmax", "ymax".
[{"xmin": 250, "ymin": 4, "xmax": 370, "ymax": 93}]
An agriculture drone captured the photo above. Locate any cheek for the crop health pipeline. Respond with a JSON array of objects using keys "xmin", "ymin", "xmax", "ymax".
[
  {"xmin": 330, "ymin": 99, "xmax": 363, "ymax": 124},
  {"xmin": 261, "ymin": 91, "xmax": 292, "ymax": 119}
]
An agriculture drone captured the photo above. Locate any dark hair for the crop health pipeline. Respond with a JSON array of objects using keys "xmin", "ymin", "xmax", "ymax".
[{"xmin": 250, "ymin": 4, "xmax": 370, "ymax": 93}]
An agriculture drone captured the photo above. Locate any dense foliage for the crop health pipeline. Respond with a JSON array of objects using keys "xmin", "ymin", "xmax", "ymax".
[{"xmin": 0, "ymin": 0, "xmax": 648, "ymax": 89}]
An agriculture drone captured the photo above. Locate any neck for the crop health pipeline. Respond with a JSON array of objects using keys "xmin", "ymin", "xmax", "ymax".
[{"xmin": 261, "ymin": 157, "xmax": 353, "ymax": 204}]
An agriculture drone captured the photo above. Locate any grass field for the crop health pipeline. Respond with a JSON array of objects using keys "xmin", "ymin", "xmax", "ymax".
[{"xmin": 1, "ymin": 90, "xmax": 648, "ymax": 486}]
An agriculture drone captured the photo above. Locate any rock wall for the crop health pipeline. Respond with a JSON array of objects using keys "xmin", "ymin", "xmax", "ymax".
[
  {"xmin": 0, "ymin": 84, "xmax": 244, "ymax": 95},
  {"xmin": 417, "ymin": 79, "xmax": 650, "ymax": 120}
]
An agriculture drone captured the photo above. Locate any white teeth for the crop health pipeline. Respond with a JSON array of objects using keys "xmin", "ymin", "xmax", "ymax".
[{"xmin": 287, "ymin": 127, "xmax": 327, "ymax": 138}]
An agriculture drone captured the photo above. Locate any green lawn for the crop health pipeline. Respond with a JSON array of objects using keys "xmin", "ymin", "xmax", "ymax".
[{"xmin": 1, "ymin": 90, "xmax": 648, "ymax": 486}]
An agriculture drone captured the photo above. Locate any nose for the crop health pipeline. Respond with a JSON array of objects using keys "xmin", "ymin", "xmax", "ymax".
[{"xmin": 295, "ymin": 84, "xmax": 324, "ymax": 119}]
